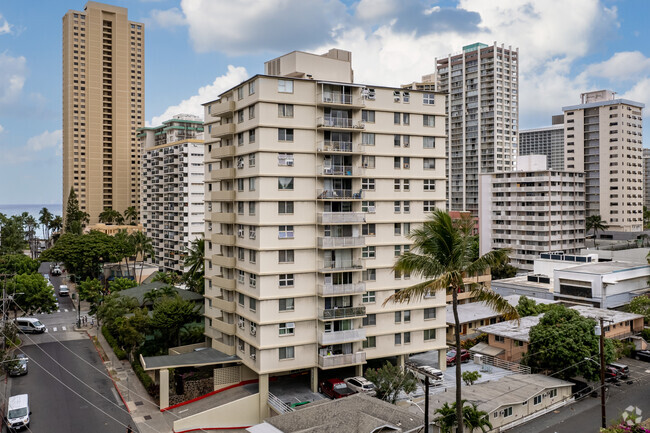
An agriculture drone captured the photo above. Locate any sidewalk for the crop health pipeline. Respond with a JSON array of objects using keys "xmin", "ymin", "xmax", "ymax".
[{"xmin": 85, "ymin": 324, "xmax": 176, "ymax": 433}]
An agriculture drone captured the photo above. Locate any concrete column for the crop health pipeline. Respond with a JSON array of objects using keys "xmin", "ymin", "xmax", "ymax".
[
  {"xmin": 355, "ymin": 364, "xmax": 363, "ymax": 377},
  {"xmin": 159, "ymin": 368, "xmax": 170, "ymax": 409},
  {"xmin": 259, "ymin": 373, "xmax": 269, "ymax": 420},
  {"xmin": 439, "ymin": 349, "xmax": 447, "ymax": 371},
  {"xmin": 310, "ymin": 367, "xmax": 318, "ymax": 392},
  {"xmin": 397, "ymin": 354, "xmax": 405, "ymax": 368}
]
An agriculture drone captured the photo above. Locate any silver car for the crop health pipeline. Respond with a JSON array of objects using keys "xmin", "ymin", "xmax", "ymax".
[{"xmin": 344, "ymin": 376, "xmax": 376, "ymax": 396}]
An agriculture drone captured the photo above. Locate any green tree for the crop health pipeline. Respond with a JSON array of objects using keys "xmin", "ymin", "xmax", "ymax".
[
  {"xmin": 114, "ymin": 229, "xmax": 136, "ymax": 277},
  {"xmin": 150, "ymin": 295, "xmax": 201, "ymax": 347},
  {"xmin": 523, "ymin": 304, "xmax": 615, "ymax": 380},
  {"xmin": 109, "ymin": 277, "xmax": 138, "ymax": 293},
  {"xmin": 39, "ymin": 207, "xmax": 53, "ymax": 241},
  {"xmin": 131, "ymin": 231, "xmax": 154, "ymax": 282},
  {"xmin": 64, "ymin": 187, "xmax": 90, "ymax": 234},
  {"xmin": 0, "ymin": 254, "xmax": 40, "ymax": 275},
  {"xmin": 644, "ymin": 206, "xmax": 650, "ymax": 230},
  {"xmin": 77, "ymin": 278, "xmax": 105, "ymax": 315},
  {"xmin": 6, "ymin": 273, "xmax": 58, "ymax": 316},
  {"xmin": 97, "ymin": 293, "xmax": 139, "ymax": 332},
  {"xmin": 152, "ymin": 271, "xmax": 182, "ymax": 286},
  {"xmin": 462, "ymin": 403, "xmax": 492, "ymax": 433},
  {"xmin": 23, "ymin": 215, "xmax": 38, "ymax": 258},
  {"xmin": 40, "ymin": 231, "xmax": 128, "ymax": 281},
  {"xmin": 627, "ymin": 295, "xmax": 650, "ymax": 324},
  {"xmin": 50, "ymin": 215, "xmax": 63, "ymax": 234},
  {"xmin": 586, "ymin": 214, "xmax": 609, "ymax": 242},
  {"xmin": 516, "ymin": 296, "xmax": 553, "ymax": 317},
  {"xmin": 0, "ymin": 215, "xmax": 27, "ymax": 255},
  {"xmin": 434, "ymin": 402, "xmax": 459, "ymax": 433},
  {"xmin": 384, "ymin": 210, "xmax": 518, "ymax": 433},
  {"xmin": 461, "ymin": 371, "xmax": 481, "ymax": 386},
  {"xmin": 142, "ymin": 286, "xmax": 177, "ymax": 307},
  {"xmin": 99, "ymin": 208, "xmax": 121, "ymax": 225},
  {"xmin": 183, "ymin": 237, "xmax": 205, "ymax": 294},
  {"xmin": 364, "ymin": 362, "xmax": 417, "ymax": 404},
  {"xmin": 179, "ymin": 322, "xmax": 205, "ymax": 345},
  {"xmin": 490, "ymin": 261, "xmax": 518, "ymax": 280},
  {"xmin": 124, "ymin": 206, "xmax": 138, "ymax": 225},
  {"xmin": 113, "ymin": 308, "xmax": 149, "ymax": 360}
]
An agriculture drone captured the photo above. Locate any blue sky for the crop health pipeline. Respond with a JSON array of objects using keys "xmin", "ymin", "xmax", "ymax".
[{"xmin": 0, "ymin": 0, "xmax": 649, "ymax": 205}]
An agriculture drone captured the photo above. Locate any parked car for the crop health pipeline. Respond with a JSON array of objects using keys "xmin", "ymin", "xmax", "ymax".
[
  {"xmin": 633, "ymin": 350, "xmax": 650, "ymax": 362},
  {"xmin": 607, "ymin": 362, "xmax": 629, "ymax": 379},
  {"xmin": 446, "ymin": 348, "xmax": 470, "ymax": 366},
  {"xmin": 51, "ymin": 266, "xmax": 62, "ymax": 276},
  {"xmin": 344, "ymin": 376, "xmax": 376, "ymax": 396},
  {"xmin": 58, "ymin": 285, "xmax": 69, "ymax": 296},
  {"xmin": 8, "ymin": 354, "xmax": 28, "ymax": 377},
  {"xmin": 318, "ymin": 378, "xmax": 357, "ymax": 399},
  {"xmin": 604, "ymin": 365, "xmax": 621, "ymax": 382}
]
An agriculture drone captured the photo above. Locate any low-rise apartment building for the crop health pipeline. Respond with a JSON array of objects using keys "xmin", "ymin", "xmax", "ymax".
[{"xmin": 139, "ymin": 114, "xmax": 205, "ymax": 272}]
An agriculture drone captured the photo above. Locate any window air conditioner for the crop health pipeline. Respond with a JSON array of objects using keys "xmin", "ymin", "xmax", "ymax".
[
  {"xmin": 287, "ymin": 322, "xmax": 295, "ymax": 328},
  {"xmin": 404, "ymin": 163, "xmax": 410, "ymax": 169},
  {"xmin": 367, "ymin": 206, "xmax": 376, "ymax": 213},
  {"xmin": 286, "ymin": 160, "xmax": 294, "ymax": 166},
  {"xmin": 250, "ymin": 353, "xmax": 256, "ymax": 360}
]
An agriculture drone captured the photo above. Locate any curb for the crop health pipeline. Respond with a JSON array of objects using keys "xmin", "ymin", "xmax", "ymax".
[{"xmin": 87, "ymin": 330, "xmax": 131, "ymax": 413}]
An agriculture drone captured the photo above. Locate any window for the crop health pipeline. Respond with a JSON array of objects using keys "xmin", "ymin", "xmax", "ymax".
[
  {"xmin": 278, "ymin": 104, "xmax": 294, "ymax": 117},
  {"xmin": 423, "ymin": 93, "xmax": 435, "ymax": 105},
  {"xmin": 278, "ymin": 128, "xmax": 294, "ymax": 141},
  {"xmin": 423, "ymin": 136, "xmax": 436, "ymax": 148},
  {"xmin": 249, "ymin": 129, "xmax": 256, "ymax": 143},
  {"xmin": 249, "ymin": 226, "xmax": 256, "ymax": 239},
  {"xmin": 237, "ymin": 110, "xmax": 244, "ymax": 123},
  {"xmin": 363, "ymin": 268, "xmax": 376, "ymax": 281},
  {"xmin": 238, "ymin": 337, "xmax": 245, "ymax": 352},
  {"xmin": 237, "ymin": 248, "xmax": 245, "ymax": 261},
  {"xmin": 279, "ymin": 274, "xmax": 294, "ymax": 287},
  {"xmin": 362, "ymin": 246, "xmax": 376, "ymax": 258},
  {"xmin": 249, "ymin": 201, "xmax": 256, "ymax": 215},
  {"xmin": 237, "ymin": 179, "xmax": 244, "ymax": 191},
  {"xmin": 278, "ymin": 177, "xmax": 294, "ymax": 190},
  {"xmin": 403, "ymin": 113, "xmax": 410, "ymax": 125},
  {"xmin": 362, "ymin": 291, "xmax": 376, "ymax": 303},
  {"xmin": 278, "ymin": 152, "xmax": 294, "ymax": 166},
  {"xmin": 394, "ymin": 157, "xmax": 401, "ymax": 169},
  {"xmin": 424, "ymin": 179, "xmax": 435, "ymax": 191},
  {"xmin": 363, "ymin": 336, "xmax": 376, "ymax": 348},
  {"xmin": 238, "ymin": 293, "xmax": 245, "ymax": 305},
  {"xmin": 238, "ymin": 270, "xmax": 245, "ymax": 284},
  {"xmin": 394, "ymin": 245, "xmax": 402, "ymax": 257},
  {"xmin": 279, "ymin": 298, "xmax": 295, "ymax": 311},
  {"xmin": 403, "ymin": 179, "xmax": 410, "ymax": 191},
  {"xmin": 394, "ymin": 112, "xmax": 401, "ymax": 124},
  {"xmin": 394, "ymin": 223, "xmax": 402, "ymax": 236},
  {"xmin": 278, "ymin": 80, "xmax": 293, "ymax": 93},
  {"xmin": 238, "ymin": 202, "xmax": 245, "ymax": 214},
  {"xmin": 249, "ymin": 177, "xmax": 256, "ymax": 191},
  {"xmin": 249, "ymin": 297, "xmax": 256, "ymax": 311},
  {"xmin": 395, "ymin": 333, "xmax": 402, "ymax": 345},
  {"xmin": 404, "ymin": 310, "xmax": 411, "ymax": 323},
  {"xmin": 249, "ymin": 274, "xmax": 257, "ymax": 288},
  {"xmin": 404, "ymin": 331, "xmax": 411, "ymax": 344},
  {"xmin": 394, "ymin": 179, "xmax": 401, "ymax": 191},
  {"xmin": 248, "ymin": 80, "xmax": 256, "ymax": 95},
  {"xmin": 279, "ymin": 322, "xmax": 295, "ymax": 335},
  {"xmin": 549, "ymin": 389, "xmax": 557, "ymax": 398},
  {"xmin": 403, "ymin": 135, "xmax": 410, "ymax": 147},
  {"xmin": 495, "ymin": 335, "xmax": 505, "ymax": 343},
  {"xmin": 248, "ymin": 153, "xmax": 256, "ymax": 167},
  {"xmin": 361, "ymin": 110, "xmax": 375, "ymax": 123},
  {"xmin": 403, "ymin": 201, "xmax": 410, "ymax": 213},
  {"xmin": 423, "ymin": 158, "xmax": 435, "ymax": 170},
  {"xmin": 424, "ymin": 329, "xmax": 436, "ymax": 341},
  {"xmin": 362, "ymin": 201, "xmax": 375, "ymax": 212},
  {"xmin": 362, "ymin": 223, "xmax": 376, "ymax": 236},
  {"xmin": 250, "ymin": 346, "xmax": 256, "ymax": 360},
  {"xmin": 279, "ymin": 250, "xmax": 294, "ymax": 263},
  {"xmin": 249, "ymin": 250, "xmax": 256, "ymax": 264},
  {"xmin": 362, "ymin": 178, "xmax": 375, "ymax": 190},
  {"xmin": 248, "ymin": 105, "xmax": 255, "ymax": 119},
  {"xmin": 403, "ymin": 223, "xmax": 411, "ymax": 234},
  {"xmin": 279, "ymin": 346, "xmax": 295, "ymax": 359},
  {"xmin": 533, "ymin": 395, "xmax": 542, "ymax": 405},
  {"xmin": 362, "ymin": 133, "xmax": 375, "ymax": 145},
  {"xmin": 362, "ymin": 155, "xmax": 375, "ymax": 168},
  {"xmin": 279, "ymin": 225, "xmax": 294, "ymax": 238},
  {"xmin": 424, "ymin": 201, "xmax": 435, "ymax": 212},
  {"xmin": 503, "ymin": 407, "xmax": 512, "ymax": 417},
  {"xmin": 362, "ymin": 314, "xmax": 376, "ymax": 326},
  {"xmin": 278, "ymin": 201, "xmax": 294, "ymax": 214},
  {"xmin": 423, "ymin": 115, "xmax": 435, "ymax": 127},
  {"xmin": 394, "ymin": 201, "xmax": 401, "ymax": 212},
  {"xmin": 403, "ymin": 157, "xmax": 410, "ymax": 169},
  {"xmin": 394, "ymin": 134, "xmax": 401, "ymax": 147},
  {"xmin": 237, "ymin": 87, "xmax": 244, "ymax": 100},
  {"xmin": 395, "ymin": 311, "xmax": 402, "ymax": 323},
  {"xmin": 402, "ymin": 91, "xmax": 410, "ymax": 103}
]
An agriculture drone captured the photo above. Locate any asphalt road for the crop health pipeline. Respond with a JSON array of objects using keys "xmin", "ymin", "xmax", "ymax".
[
  {"xmin": 7, "ymin": 340, "xmax": 133, "ymax": 433},
  {"xmin": 510, "ymin": 357, "xmax": 650, "ymax": 432}
]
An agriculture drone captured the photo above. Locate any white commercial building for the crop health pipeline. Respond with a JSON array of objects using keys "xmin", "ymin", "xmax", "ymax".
[
  {"xmin": 139, "ymin": 114, "xmax": 205, "ymax": 272},
  {"xmin": 479, "ymin": 155, "xmax": 586, "ymax": 271}
]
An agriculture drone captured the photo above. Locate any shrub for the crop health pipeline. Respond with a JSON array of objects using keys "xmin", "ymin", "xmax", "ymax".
[
  {"xmin": 102, "ymin": 326, "xmax": 127, "ymax": 360},
  {"xmin": 460, "ymin": 333, "xmax": 488, "ymax": 350},
  {"xmin": 641, "ymin": 328, "xmax": 650, "ymax": 342},
  {"xmin": 462, "ymin": 371, "xmax": 481, "ymax": 386}
]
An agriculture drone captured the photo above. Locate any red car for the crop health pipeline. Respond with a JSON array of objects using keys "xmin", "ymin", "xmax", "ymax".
[
  {"xmin": 446, "ymin": 348, "xmax": 470, "ymax": 366},
  {"xmin": 318, "ymin": 378, "xmax": 357, "ymax": 399}
]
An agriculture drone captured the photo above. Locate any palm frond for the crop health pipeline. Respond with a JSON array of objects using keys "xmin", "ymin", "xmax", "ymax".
[
  {"xmin": 393, "ymin": 252, "xmax": 445, "ymax": 279},
  {"xmin": 470, "ymin": 286, "xmax": 520, "ymax": 323},
  {"xmin": 465, "ymin": 248, "xmax": 510, "ymax": 276},
  {"xmin": 383, "ymin": 273, "xmax": 454, "ymax": 306}
]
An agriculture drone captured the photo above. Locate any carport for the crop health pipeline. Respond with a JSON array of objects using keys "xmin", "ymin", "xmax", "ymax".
[{"xmin": 141, "ymin": 348, "xmax": 240, "ymax": 409}]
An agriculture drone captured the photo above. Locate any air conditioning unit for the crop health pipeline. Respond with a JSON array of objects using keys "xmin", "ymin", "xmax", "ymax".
[
  {"xmin": 250, "ymin": 353, "xmax": 256, "ymax": 360},
  {"xmin": 367, "ymin": 206, "xmax": 376, "ymax": 213},
  {"xmin": 249, "ymin": 233, "xmax": 256, "ymax": 240},
  {"xmin": 404, "ymin": 163, "xmax": 410, "ymax": 169},
  {"xmin": 250, "ymin": 329, "xmax": 256, "ymax": 336},
  {"xmin": 287, "ymin": 322, "xmax": 295, "ymax": 329},
  {"xmin": 238, "ymin": 229, "xmax": 244, "ymax": 237},
  {"xmin": 286, "ymin": 160, "xmax": 294, "ymax": 166}
]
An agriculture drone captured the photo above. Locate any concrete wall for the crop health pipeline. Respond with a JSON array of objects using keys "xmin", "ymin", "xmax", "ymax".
[{"xmin": 172, "ymin": 393, "xmax": 260, "ymax": 431}]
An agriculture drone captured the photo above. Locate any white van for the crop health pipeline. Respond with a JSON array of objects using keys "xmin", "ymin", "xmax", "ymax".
[
  {"xmin": 7, "ymin": 394, "xmax": 30, "ymax": 431},
  {"xmin": 58, "ymin": 284, "xmax": 70, "ymax": 296},
  {"xmin": 15, "ymin": 318, "xmax": 46, "ymax": 334}
]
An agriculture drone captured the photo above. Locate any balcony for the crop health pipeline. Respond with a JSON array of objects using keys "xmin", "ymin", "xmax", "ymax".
[
  {"xmin": 208, "ymin": 212, "xmax": 235, "ymax": 224},
  {"xmin": 318, "ymin": 282, "xmax": 366, "ymax": 296},
  {"xmin": 210, "ymin": 100, "xmax": 235, "ymax": 117},
  {"xmin": 320, "ymin": 306, "xmax": 366, "ymax": 320},
  {"xmin": 212, "ymin": 274, "xmax": 236, "ymax": 290},
  {"xmin": 212, "ymin": 167, "xmax": 235, "ymax": 180},
  {"xmin": 319, "ymin": 259, "xmax": 364, "ymax": 272},
  {"xmin": 317, "ymin": 117, "xmax": 365, "ymax": 130},
  {"xmin": 318, "ymin": 351, "xmax": 366, "ymax": 369},
  {"xmin": 318, "ymin": 165, "xmax": 356, "ymax": 177},
  {"xmin": 210, "ymin": 145, "xmax": 236, "ymax": 159},
  {"xmin": 211, "ymin": 254, "xmax": 236, "ymax": 268},
  {"xmin": 317, "ymin": 140, "xmax": 359, "ymax": 153},
  {"xmin": 317, "ymin": 92, "xmax": 365, "ymax": 108},
  {"xmin": 318, "ymin": 212, "xmax": 366, "ymax": 224},
  {"xmin": 211, "ymin": 295, "xmax": 236, "ymax": 313},
  {"xmin": 211, "ymin": 233, "xmax": 235, "ymax": 245},
  {"xmin": 208, "ymin": 190, "xmax": 235, "ymax": 201},
  {"xmin": 317, "ymin": 189, "xmax": 363, "ymax": 200},
  {"xmin": 210, "ymin": 317, "xmax": 236, "ymax": 335},
  {"xmin": 318, "ymin": 329, "xmax": 366, "ymax": 345},
  {"xmin": 318, "ymin": 236, "xmax": 365, "ymax": 248},
  {"xmin": 211, "ymin": 123, "xmax": 236, "ymax": 138}
]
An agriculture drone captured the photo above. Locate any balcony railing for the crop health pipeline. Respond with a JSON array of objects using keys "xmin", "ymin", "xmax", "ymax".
[
  {"xmin": 320, "ymin": 306, "xmax": 366, "ymax": 320},
  {"xmin": 318, "ymin": 236, "xmax": 365, "ymax": 248},
  {"xmin": 318, "ymin": 212, "xmax": 367, "ymax": 224},
  {"xmin": 318, "ymin": 116, "xmax": 354, "ymax": 128},
  {"xmin": 317, "ymin": 140, "xmax": 355, "ymax": 153},
  {"xmin": 318, "ymin": 351, "xmax": 366, "ymax": 369},
  {"xmin": 317, "ymin": 189, "xmax": 363, "ymax": 200},
  {"xmin": 318, "ymin": 328, "xmax": 366, "ymax": 345},
  {"xmin": 318, "ymin": 282, "xmax": 366, "ymax": 296},
  {"xmin": 319, "ymin": 259, "xmax": 364, "ymax": 272}
]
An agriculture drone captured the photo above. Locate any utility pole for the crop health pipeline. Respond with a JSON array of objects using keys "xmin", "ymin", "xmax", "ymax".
[
  {"xmin": 424, "ymin": 376, "xmax": 430, "ymax": 433},
  {"xmin": 599, "ymin": 317, "xmax": 606, "ymax": 429}
]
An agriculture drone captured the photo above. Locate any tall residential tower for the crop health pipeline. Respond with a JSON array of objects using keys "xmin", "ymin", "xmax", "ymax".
[
  {"xmin": 435, "ymin": 42, "xmax": 519, "ymax": 216},
  {"xmin": 63, "ymin": 2, "xmax": 144, "ymax": 224}
]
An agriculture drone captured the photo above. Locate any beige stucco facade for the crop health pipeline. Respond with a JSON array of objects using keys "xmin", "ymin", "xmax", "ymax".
[
  {"xmin": 63, "ymin": 2, "xmax": 144, "ymax": 225},
  {"xmin": 203, "ymin": 50, "xmax": 448, "ymax": 381}
]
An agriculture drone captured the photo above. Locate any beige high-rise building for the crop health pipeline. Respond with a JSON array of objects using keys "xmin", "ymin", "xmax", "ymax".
[
  {"xmin": 562, "ymin": 90, "xmax": 644, "ymax": 232},
  {"xmin": 63, "ymin": 2, "xmax": 144, "ymax": 224},
  {"xmin": 203, "ymin": 49, "xmax": 448, "ymax": 419}
]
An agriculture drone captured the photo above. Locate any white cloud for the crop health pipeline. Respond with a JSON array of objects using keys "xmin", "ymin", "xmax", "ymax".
[
  {"xmin": 0, "ymin": 14, "xmax": 12, "ymax": 35},
  {"xmin": 0, "ymin": 124, "xmax": 4, "ymax": 133},
  {"xmin": 145, "ymin": 7, "xmax": 186, "ymax": 28},
  {"xmin": 355, "ymin": 0, "xmax": 400, "ymax": 21},
  {"xmin": 26, "ymin": 129, "xmax": 62, "ymax": 152},
  {"xmin": 582, "ymin": 51, "xmax": 650, "ymax": 82},
  {"xmin": 149, "ymin": 65, "xmax": 249, "ymax": 126},
  {"xmin": 0, "ymin": 51, "xmax": 27, "ymax": 107},
  {"xmin": 2, "ymin": 129, "xmax": 62, "ymax": 165}
]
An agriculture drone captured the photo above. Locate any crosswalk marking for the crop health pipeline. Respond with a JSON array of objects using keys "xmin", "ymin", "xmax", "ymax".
[
  {"xmin": 62, "ymin": 326, "xmax": 67, "ymax": 331},
  {"xmin": 64, "ymin": 309, "xmax": 68, "ymax": 313},
  {"xmin": 52, "ymin": 327, "xmax": 57, "ymax": 332}
]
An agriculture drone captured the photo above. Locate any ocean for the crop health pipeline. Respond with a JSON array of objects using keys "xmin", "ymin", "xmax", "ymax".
[{"xmin": 0, "ymin": 204, "xmax": 63, "ymax": 220}]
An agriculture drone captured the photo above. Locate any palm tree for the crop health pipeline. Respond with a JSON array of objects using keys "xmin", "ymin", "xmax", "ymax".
[
  {"xmin": 99, "ymin": 208, "xmax": 121, "ymax": 225},
  {"xmin": 49, "ymin": 215, "xmax": 63, "ymax": 241},
  {"xmin": 131, "ymin": 231, "xmax": 154, "ymax": 282},
  {"xmin": 462, "ymin": 403, "xmax": 492, "ymax": 433},
  {"xmin": 39, "ymin": 207, "xmax": 53, "ymax": 241},
  {"xmin": 586, "ymin": 215, "xmax": 609, "ymax": 246},
  {"xmin": 23, "ymin": 215, "xmax": 38, "ymax": 258},
  {"xmin": 124, "ymin": 206, "xmax": 138, "ymax": 226},
  {"xmin": 183, "ymin": 237, "xmax": 205, "ymax": 294},
  {"xmin": 115, "ymin": 229, "xmax": 136, "ymax": 278},
  {"xmin": 434, "ymin": 401, "xmax": 459, "ymax": 433},
  {"xmin": 383, "ymin": 210, "xmax": 519, "ymax": 433},
  {"xmin": 152, "ymin": 271, "xmax": 182, "ymax": 286}
]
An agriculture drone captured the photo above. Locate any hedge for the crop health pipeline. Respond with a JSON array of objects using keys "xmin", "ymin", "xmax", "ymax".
[
  {"xmin": 132, "ymin": 355, "xmax": 158, "ymax": 397},
  {"xmin": 101, "ymin": 326, "xmax": 128, "ymax": 360}
]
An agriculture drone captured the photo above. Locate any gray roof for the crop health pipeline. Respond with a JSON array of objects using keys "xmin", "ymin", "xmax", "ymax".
[
  {"xmin": 556, "ymin": 261, "xmax": 648, "ymax": 276},
  {"xmin": 259, "ymin": 393, "xmax": 422, "ymax": 433},
  {"xmin": 420, "ymin": 374, "xmax": 572, "ymax": 417},
  {"xmin": 116, "ymin": 281, "xmax": 204, "ymax": 305},
  {"xmin": 477, "ymin": 315, "xmax": 542, "ymax": 342},
  {"xmin": 141, "ymin": 348, "xmax": 239, "ymax": 370},
  {"xmin": 569, "ymin": 305, "xmax": 643, "ymax": 323},
  {"xmin": 445, "ymin": 295, "xmax": 557, "ymax": 325}
]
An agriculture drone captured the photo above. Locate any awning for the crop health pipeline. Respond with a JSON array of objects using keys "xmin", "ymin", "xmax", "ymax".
[
  {"xmin": 469, "ymin": 342, "xmax": 505, "ymax": 357},
  {"xmin": 141, "ymin": 348, "xmax": 239, "ymax": 370}
]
